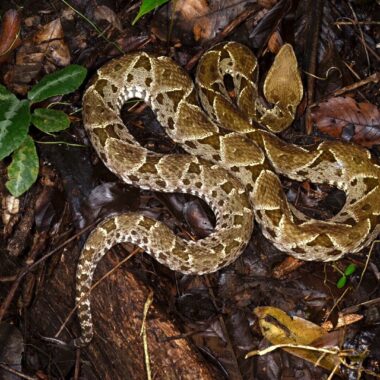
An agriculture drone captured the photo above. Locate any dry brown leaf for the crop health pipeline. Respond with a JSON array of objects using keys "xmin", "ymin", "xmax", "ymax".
[
  {"xmin": 93, "ymin": 5, "xmax": 123, "ymax": 32},
  {"xmin": 153, "ymin": 0, "xmax": 258, "ymax": 43},
  {"xmin": 321, "ymin": 313, "xmax": 363, "ymax": 331},
  {"xmin": 4, "ymin": 18, "xmax": 71, "ymax": 95},
  {"xmin": 0, "ymin": 9, "xmax": 21, "ymax": 64},
  {"xmin": 272, "ymin": 256, "xmax": 303, "ymax": 279},
  {"xmin": 15, "ymin": 19, "xmax": 70, "ymax": 68},
  {"xmin": 253, "ymin": 306, "xmax": 341, "ymax": 371},
  {"xmin": 311, "ymin": 96, "xmax": 380, "ymax": 147},
  {"xmin": 173, "ymin": 0, "xmax": 211, "ymax": 41},
  {"xmin": 31, "ymin": 19, "xmax": 70, "ymax": 67},
  {"xmin": 33, "ymin": 18, "xmax": 64, "ymax": 42},
  {"xmin": 267, "ymin": 31, "xmax": 283, "ymax": 54}
]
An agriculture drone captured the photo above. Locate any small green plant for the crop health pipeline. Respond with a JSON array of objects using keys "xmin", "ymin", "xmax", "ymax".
[
  {"xmin": 132, "ymin": 0, "xmax": 170, "ymax": 25},
  {"xmin": 0, "ymin": 65, "xmax": 87, "ymax": 196},
  {"xmin": 336, "ymin": 263, "xmax": 357, "ymax": 288}
]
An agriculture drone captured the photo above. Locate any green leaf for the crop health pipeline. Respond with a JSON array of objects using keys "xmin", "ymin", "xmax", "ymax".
[
  {"xmin": 344, "ymin": 263, "xmax": 357, "ymax": 277},
  {"xmin": 32, "ymin": 108, "xmax": 70, "ymax": 133},
  {"xmin": 6, "ymin": 135, "xmax": 39, "ymax": 197},
  {"xmin": 132, "ymin": 0, "xmax": 170, "ymax": 25},
  {"xmin": 28, "ymin": 65, "xmax": 87, "ymax": 103},
  {"xmin": 0, "ymin": 85, "xmax": 18, "ymax": 120},
  {"xmin": 336, "ymin": 276, "xmax": 347, "ymax": 289},
  {"xmin": 0, "ymin": 85, "xmax": 31, "ymax": 160}
]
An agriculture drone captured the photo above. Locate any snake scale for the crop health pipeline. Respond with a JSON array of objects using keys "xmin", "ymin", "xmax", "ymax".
[{"xmin": 74, "ymin": 42, "xmax": 380, "ymax": 347}]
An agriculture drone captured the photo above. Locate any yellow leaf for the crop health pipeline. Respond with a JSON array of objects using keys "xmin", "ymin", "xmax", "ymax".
[{"xmin": 253, "ymin": 306, "xmax": 341, "ymax": 371}]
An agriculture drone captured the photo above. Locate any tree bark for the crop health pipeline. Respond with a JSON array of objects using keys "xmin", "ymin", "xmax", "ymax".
[{"xmin": 30, "ymin": 244, "xmax": 218, "ymax": 380}]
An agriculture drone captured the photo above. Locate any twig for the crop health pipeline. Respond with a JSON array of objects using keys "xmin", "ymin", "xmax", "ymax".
[
  {"xmin": 74, "ymin": 348, "xmax": 81, "ymax": 380},
  {"xmin": 140, "ymin": 290, "xmax": 154, "ymax": 380},
  {"xmin": 245, "ymin": 342, "xmax": 342, "ymax": 358},
  {"xmin": 60, "ymin": 0, "xmax": 124, "ymax": 54},
  {"xmin": 205, "ymin": 276, "xmax": 244, "ymax": 380},
  {"xmin": 324, "ymin": 287, "xmax": 350, "ymax": 321},
  {"xmin": 347, "ymin": 2, "xmax": 370, "ymax": 72},
  {"xmin": 304, "ymin": 0, "xmax": 324, "ymax": 134},
  {"xmin": 335, "ymin": 19, "xmax": 380, "ymax": 26},
  {"xmin": 55, "ymin": 248, "xmax": 140, "ymax": 338},
  {"xmin": 0, "ymin": 276, "xmax": 17, "ymax": 282},
  {"xmin": 309, "ymin": 72, "xmax": 380, "ymax": 107},
  {"xmin": 358, "ymin": 239, "xmax": 379, "ymax": 289},
  {"xmin": 331, "ymin": 72, "xmax": 380, "ymax": 97},
  {"xmin": 0, "ymin": 223, "xmax": 97, "ymax": 324},
  {"xmin": 0, "ymin": 363, "xmax": 37, "ymax": 380},
  {"xmin": 330, "ymin": 3, "xmax": 380, "ymax": 62}
]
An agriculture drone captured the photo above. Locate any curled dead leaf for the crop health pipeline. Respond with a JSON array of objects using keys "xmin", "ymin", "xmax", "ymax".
[
  {"xmin": 321, "ymin": 313, "xmax": 363, "ymax": 331},
  {"xmin": 94, "ymin": 5, "xmax": 123, "ymax": 32},
  {"xmin": 32, "ymin": 19, "xmax": 70, "ymax": 67},
  {"xmin": 0, "ymin": 9, "xmax": 21, "ymax": 63}
]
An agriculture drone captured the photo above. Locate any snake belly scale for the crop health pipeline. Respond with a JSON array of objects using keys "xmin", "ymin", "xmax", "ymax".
[{"xmin": 74, "ymin": 42, "xmax": 380, "ymax": 346}]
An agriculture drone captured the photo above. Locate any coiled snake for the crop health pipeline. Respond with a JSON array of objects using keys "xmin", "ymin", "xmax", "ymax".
[{"xmin": 74, "ymin": 42, "xmax": 380, "ymax": 347}]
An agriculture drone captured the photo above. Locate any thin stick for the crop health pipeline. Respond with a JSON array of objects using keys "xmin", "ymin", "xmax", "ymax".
[
  {"xmin": 60, "ymin": 0, "xmax": 124, "ymax": 54},
  {"xmin": 331, "ymin": 72, "xmax": 380, "ymax": 97},
  {"xmin": 0, "ymin": 363, "xmax": 37, "ymax": 380},
  {"xmin": 55, "ymin": 248, "xmax": 140, "ymax": 338},
  {"xmin": 0, "ymin": 223, "xmax": 96, "ymax": 324},
  {"xmin": 304, "ymin": 0, "xmax": 324, "ymax": 134},
  {"xmin": 140, "ymin": 290, "xmax": 154, "ymax": 380}
]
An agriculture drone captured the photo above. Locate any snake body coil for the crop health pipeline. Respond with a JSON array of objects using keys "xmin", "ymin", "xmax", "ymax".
[{"xmin": 74, "ymin": 42, "xmax": 380, "ymax": 346}]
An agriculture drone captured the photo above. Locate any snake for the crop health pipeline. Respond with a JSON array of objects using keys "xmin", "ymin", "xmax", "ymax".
[{"xmin": 73, "ymin": 42, "xmax": 380, "ymax": 347}]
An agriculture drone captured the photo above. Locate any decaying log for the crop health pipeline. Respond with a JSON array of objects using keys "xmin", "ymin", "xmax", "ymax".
[{"xmin": 30, "ymin": 244, "xmax": 218, "ymax": 379}]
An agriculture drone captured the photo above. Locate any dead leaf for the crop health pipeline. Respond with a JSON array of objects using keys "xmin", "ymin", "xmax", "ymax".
[
  {"xmin": 0, "ymin": 323, "xmax": 24, "ymax": 378},
  {"xmin": 267, "ymin": 31, "xmax": 283, "ymax": 53},
  {"xmin": 152, "ymin": 0, "xmax": 259, "ymax": 43},
  {"xmin": 321, "ymin": 313, "xmax": 363, "ymax": 331},
  {"xmin": 311, "ymin": 97, "xmax": 380, "ymax": 147},
  {"xmin": 173, "ymin": 0, "xmax": 211, "ymax": 41},
  {"xmin": 31, "ymin": 19, "xmax": 70, "ymax": 68},
  {"xmin": 4, "ymin": 18, "xmax": 70, "ymax": 95},
  {"xmin": 0, "ymin": 9, "xmax": 21, "ymax": 63},
  {"xmin": 94, "ymin": 5, "xmax": 123, "ymax": 32},
  {"xmin": 272, "ymin": 256, "xmax": 303, "ymax": 279},
  {"xmin": 175, "ymin": 0, "xmax": 209, "ymax": 19},
  {"xmin": 252, "ymin": 306, "xmax": 341, "ymax": 371},
  {"xmin": 33, "ymin": 18, "xmax": 64, "ymax": 42}
]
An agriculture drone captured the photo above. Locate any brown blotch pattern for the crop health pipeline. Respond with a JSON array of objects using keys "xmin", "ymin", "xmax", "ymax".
[
  {"xmin": 134, "ymin": 54, "xmax": 152, "ymax": 71},
  {"xmin": 75, "ymin": 41, "xmax": 380, "ymax": 348}
]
